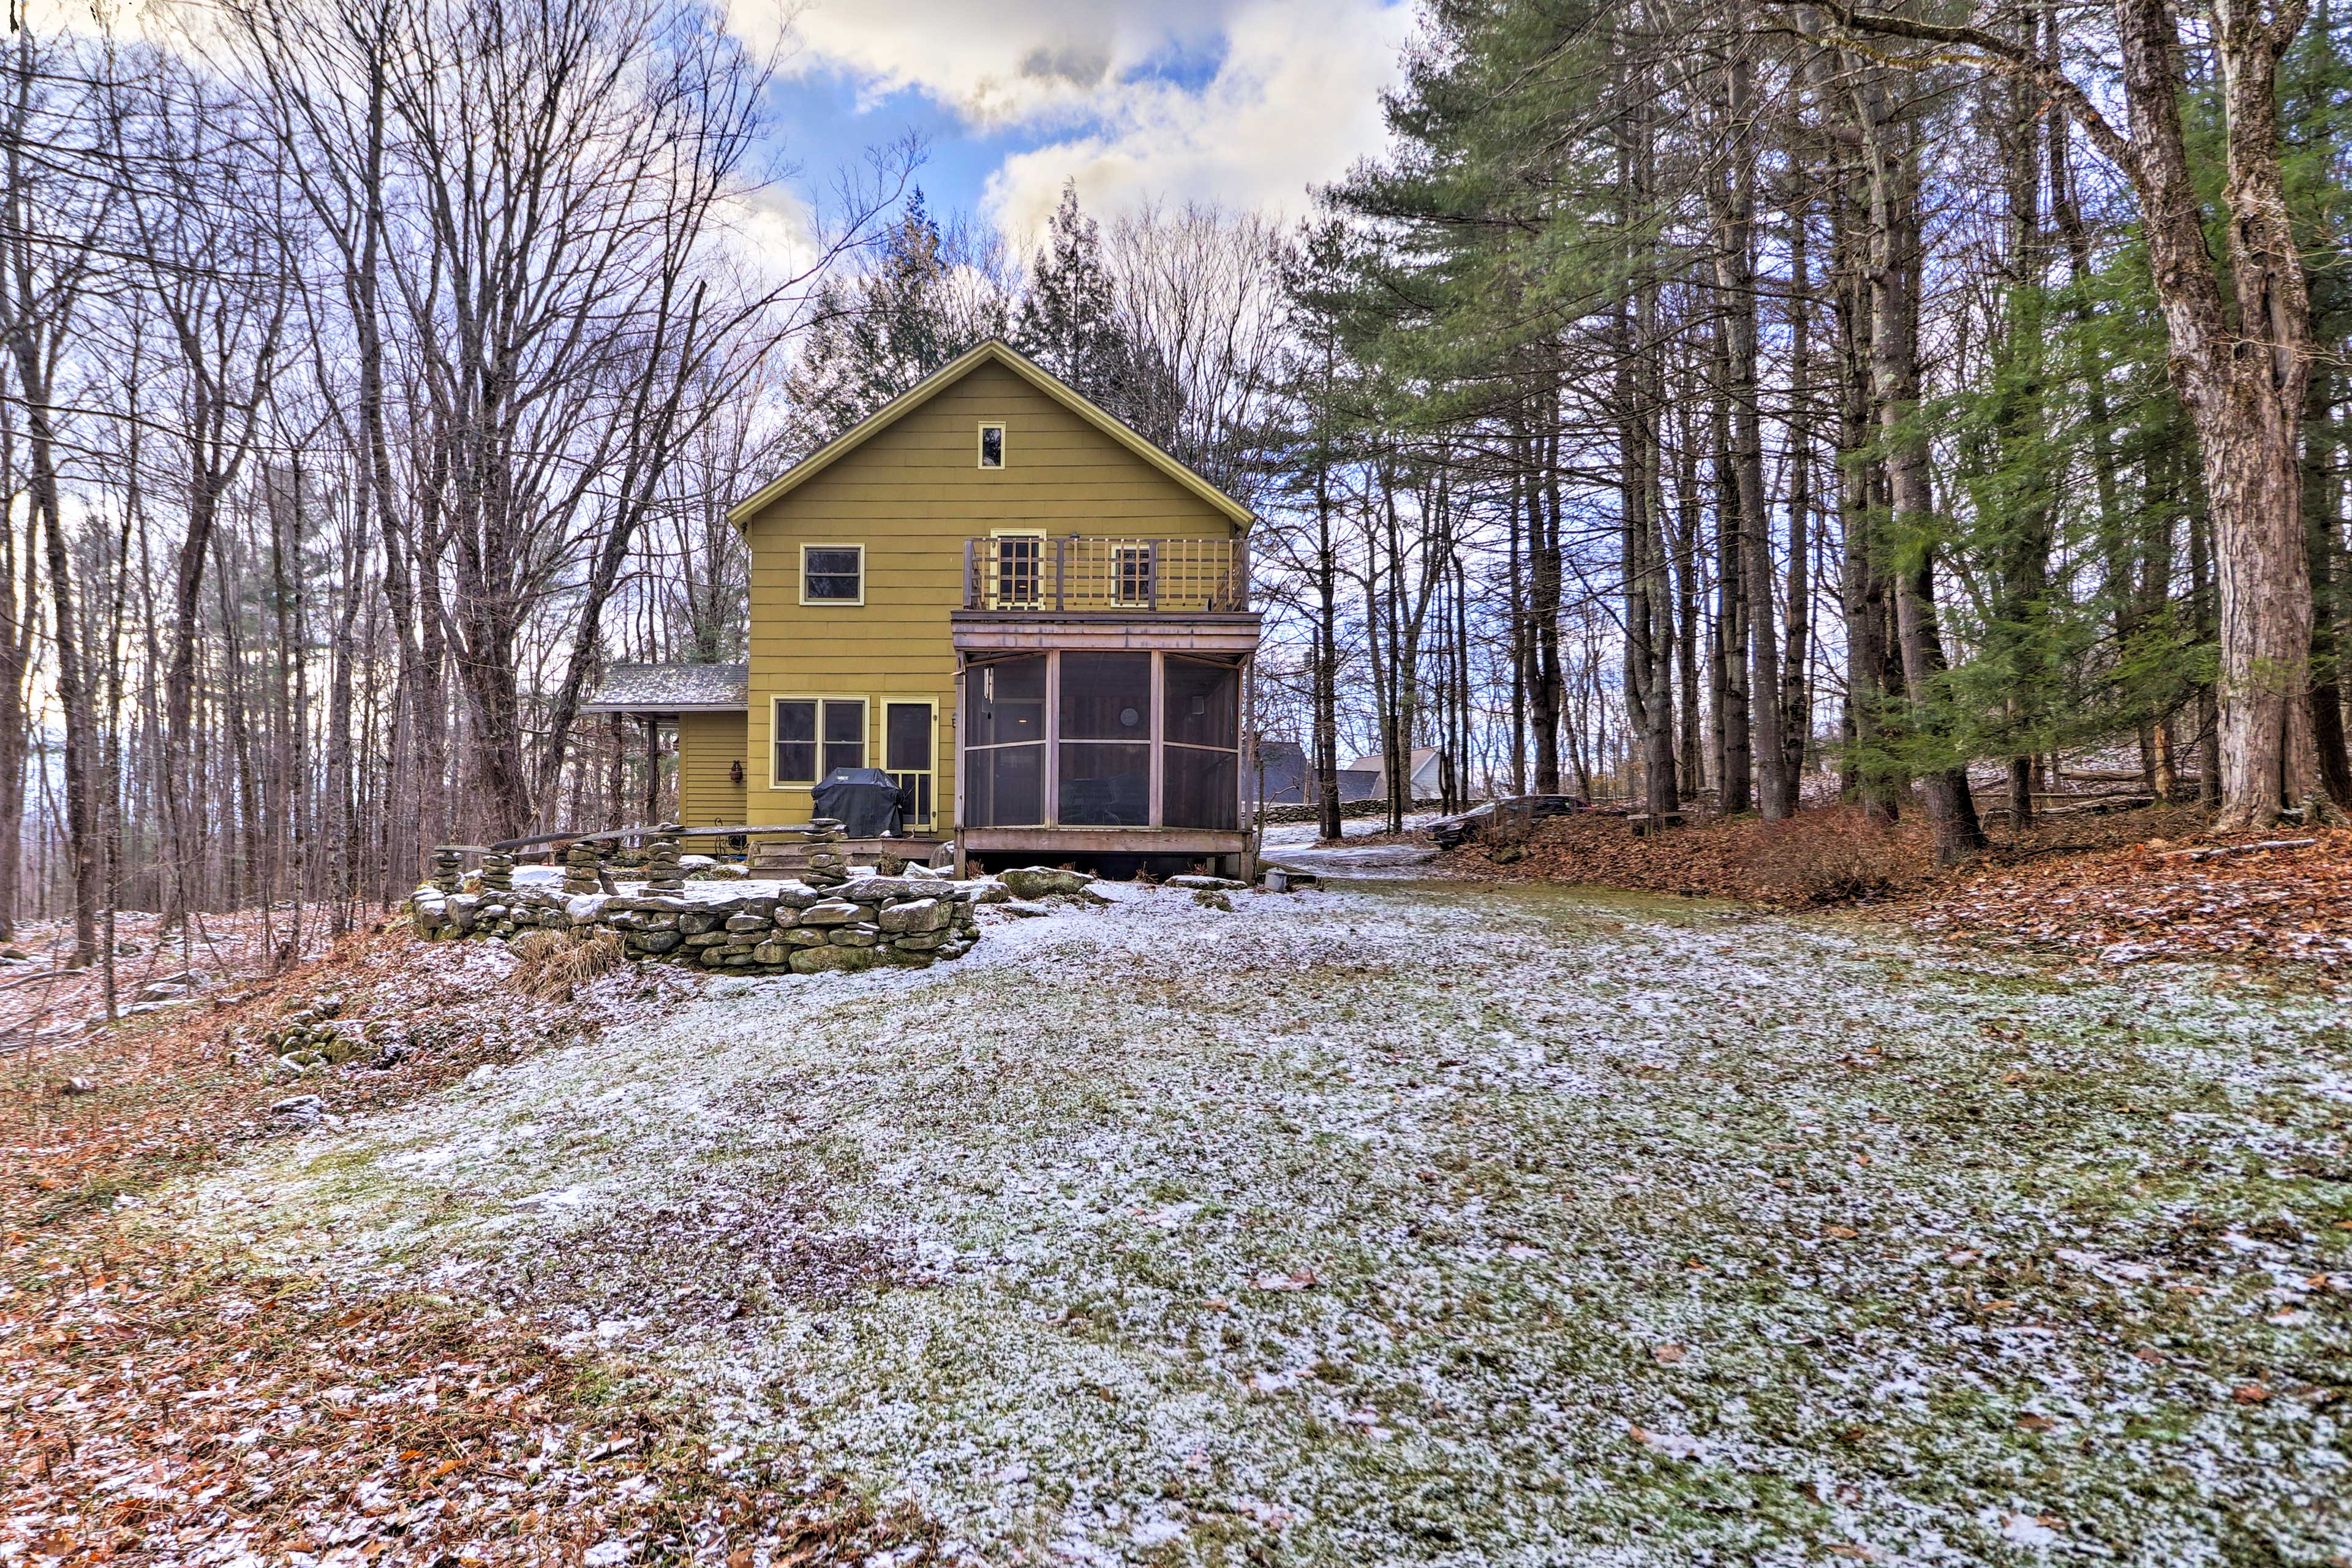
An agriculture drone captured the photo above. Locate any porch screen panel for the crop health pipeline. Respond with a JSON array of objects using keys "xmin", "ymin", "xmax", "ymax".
[
  {"xmin": 964, "ymin": 657, "xmax": 1046, "ymax": 826},
  {"xmin": 1058, "ymin": 653, "xmax": 1150, "ymax": 826},
  {"xmin": 1161, "ymin": 657, "xmax": 1241, "ymax": 829},
  {"xmin": 969, "ymin": 655, "xmax": 1044, "ymax": 745},
  {"xmin": 970, "ymin": 745, "xmax": 1043, "ymax": 827},
  {"xmin": 1161, "ymin": 747, "xmax": 1238, "ymax": 829}
]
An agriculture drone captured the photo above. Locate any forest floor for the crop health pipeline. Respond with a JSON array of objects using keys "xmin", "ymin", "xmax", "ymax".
[
  {"xmin": 0, "ymin": 908, "xmax": 349, "ymax": 1055},
  {"xmin": 1, "ymin": 927, "xmax": 930, "ymax": 1567},
  {"xmin": 12, "ymin": 878, "xmax": 2346, "ymax": 1564},
  {"xmin": 1429, "ymin": 804, "xmax": 2352, "ymax": 974}
]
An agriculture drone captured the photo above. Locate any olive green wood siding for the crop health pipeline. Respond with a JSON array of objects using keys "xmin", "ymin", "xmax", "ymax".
[
  {"xmin": 736, "ymin": 359, "xmax": 1241, "ymax": 823},
  {"xmin": 676, "ymin": 710, "xmax": 747, "ymax": 827}
]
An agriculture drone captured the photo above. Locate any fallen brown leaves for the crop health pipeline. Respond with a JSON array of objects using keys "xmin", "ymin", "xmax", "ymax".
[
  {"xmin": 2, "ymin": 1234, "xmax": 932, "ymax": 1566},
  {"xmin": 5, "ymin": 928, "xmax": 625, "ymax": 1234},
  {"xmin": 0, "ymin": 908, "xmax": 343, "ymax": 1051},
  {"xmin": 1915, "ymin": 828, "xmax": 2352, "ymax": 970},
  {"xmin": 1433, "ymin": 807, "xmax": 1940, "ymax": 905},
  {"xmin": 1437, "ymin": 800, "xmax": 2349, "ymax": 973},
  {"xmin": 3, "ymin": 929, "xmax": 937, "ymax": 1565}
]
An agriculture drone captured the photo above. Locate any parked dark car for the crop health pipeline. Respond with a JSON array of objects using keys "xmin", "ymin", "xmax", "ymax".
[{"xmin": 1427, "ymin": 794, "xmax": 1585, "ymax": 850}]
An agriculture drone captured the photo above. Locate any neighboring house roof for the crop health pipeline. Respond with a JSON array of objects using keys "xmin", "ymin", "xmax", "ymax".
[
  {"xmin": 727, "ymin": 339, "xmax": 1256, "ymax": 530},
  {"xmin": 1345, "ymin": 745, "xmax": 1441, "ymax": 775},
  {"xmin": 580, "ymin": 662, "xmax": 748, "ymax": 715},
  {"xmin": 1343, "ymin": 746, "xmax": 1444, "ymax": 794},
  {"xmin": 1248, "ymin": 741, "xmax": 1309, "ymax": 804}
]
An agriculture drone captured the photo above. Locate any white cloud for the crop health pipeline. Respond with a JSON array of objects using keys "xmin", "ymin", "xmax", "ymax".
[
  {"xmin": 739, "ymin": 0, "xmax": 1411, "ymax": 245},
  {"xmin": 748, "ymin": 0, "xmax": 1232, "ymax": 126},
  {"xmin": 985, "ymin": 1, "xmax": 1412, "ymax": 243}
]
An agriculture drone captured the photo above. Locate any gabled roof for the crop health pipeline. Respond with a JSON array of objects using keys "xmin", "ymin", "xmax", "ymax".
[
  {"xmin": 727, "ymin": 339, "xmax": 1254, "ymax": 530},
  {"xmin": 581, "ymin": 662, "xmax": 748, "ymax": 715},
  {"xmin": 1346, "ymin": 745, "xmax": 1442, "ymax": 780}
]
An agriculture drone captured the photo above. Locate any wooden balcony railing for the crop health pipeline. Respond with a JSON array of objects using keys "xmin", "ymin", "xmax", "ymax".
[{"xmin": 962, "ymin": 536, "xmax": 1250, "ymax": 613}]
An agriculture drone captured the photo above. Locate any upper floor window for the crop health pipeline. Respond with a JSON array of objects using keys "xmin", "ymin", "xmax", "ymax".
[
  {"xmin": 978, "ymin": 422, "xmax": 1005, "ymax": 469},
  {"xmin": 1114, "ymin": 543, "xmax": 1153, "ymax": 607},
  {"xmin": 801, "ymin": 544, "xmax": 863, "ymax": 605}
]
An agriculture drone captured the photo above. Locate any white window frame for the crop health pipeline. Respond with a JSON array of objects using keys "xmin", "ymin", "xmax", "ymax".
[
  {"xmin": 977, "ymin": 421, "xmax": 1006, "ymax": 469},
  {"xmin": 986, "ymin": 527, "xmax": 1046, "ymax": 609},
  {"xmin": 770, "ymin": 695, "xmax": 868, "ymax": 789},
  {"xmin": 1112, "ymin": 542, "xmax": 1154, "ymax": 608},
  {"xmin": 799, "ymin": 542, "xmax": 865, "ymax": 607}
]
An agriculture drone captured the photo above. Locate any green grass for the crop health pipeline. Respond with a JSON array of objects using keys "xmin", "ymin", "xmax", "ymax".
[{"xmin": 167, "ymin": 881, "xmax": 2352, "ymax": 1565}]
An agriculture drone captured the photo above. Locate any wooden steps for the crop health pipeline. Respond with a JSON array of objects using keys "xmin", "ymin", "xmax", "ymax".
[{"xmin": 747, "ymin": 835, "xmax": 951, "ymax": 875}]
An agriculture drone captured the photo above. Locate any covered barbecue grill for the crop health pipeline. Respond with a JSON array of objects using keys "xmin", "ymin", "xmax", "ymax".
[{"xmin": 812, "ymin": 766, "xmax": 908, "ymax": 840}]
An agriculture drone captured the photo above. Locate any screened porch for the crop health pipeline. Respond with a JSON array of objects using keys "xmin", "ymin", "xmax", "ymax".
[{"xmin": 960, "ymin": 650, "xmax": 1245, "ymax": 834}]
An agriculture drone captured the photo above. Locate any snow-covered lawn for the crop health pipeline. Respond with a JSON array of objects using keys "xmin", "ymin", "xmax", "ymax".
[{"xmin": 178, "ymin": 881, "xmax": 2349, "ymax": 1564}]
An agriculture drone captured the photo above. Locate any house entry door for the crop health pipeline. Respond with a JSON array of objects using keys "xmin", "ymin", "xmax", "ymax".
[{"xmin": 884, "ymin": 701, "xmax": 936, "ymax": 829}]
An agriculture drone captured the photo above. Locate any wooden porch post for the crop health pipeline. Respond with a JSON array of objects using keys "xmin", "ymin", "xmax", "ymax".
[
  {"xmin": 1042, "ymin": 651, "xmax": 1061, "ymax": 827},
  {"xmin": 1147, "ymin": 652, "xmax": 1165, "ymax": 828},
  {"xmin": 1239, "ymin": 655, "xmax": 1256, "ymax": 881},
  {"xmin": 951, "ymin": 660, "xmax": 968, "ymax": 876}
]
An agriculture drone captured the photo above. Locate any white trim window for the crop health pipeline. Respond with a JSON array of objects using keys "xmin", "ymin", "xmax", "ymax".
[
  {"xmin": 988, "ymin": 529, "xmax": 1045, "ymax": 608},
  {"xmin": 978, "ymin": 421, "xmax": 1006, "ymax": 469},
  {"xmin": 882, "ymin": 699, "xmax": 937, "ymax": 826},
  {"xmin": 800, "ymin": 543, "xmax": 864, "ymax": 605},
  {"xmin": 1113, "ymin": 543, "xmax": 1153, "ymax": 608},
  {"xmin": 772, "ymin": 696, "xmax": 867, "ymax": 786}
]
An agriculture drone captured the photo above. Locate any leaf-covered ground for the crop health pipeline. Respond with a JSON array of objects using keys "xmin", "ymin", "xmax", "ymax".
[
  {"xmin": 1915, "ymin": 829, "xmax": 2352, "ymax": 968},
  {"xmin": 2, "ymin": 930, "xmax": 921, "ymax": 1566},
  {"xmin": 157, "ymin": 880, "xmax": 2351, "ymax": 1565}
]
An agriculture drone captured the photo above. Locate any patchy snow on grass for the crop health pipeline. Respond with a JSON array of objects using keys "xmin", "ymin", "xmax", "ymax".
[{"xmin": 174, "ymin": 881, "xmax": 2351, "ymax": 1564}]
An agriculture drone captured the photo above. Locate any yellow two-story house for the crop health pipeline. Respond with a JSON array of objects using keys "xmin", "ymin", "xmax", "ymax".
[{"xmin": 584, "ymin": 340, "xmax": 1262, "ymax": 879}]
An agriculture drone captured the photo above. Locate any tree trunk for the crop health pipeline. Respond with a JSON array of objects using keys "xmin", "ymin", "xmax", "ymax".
[
  {"xmin": 1313, "ymin": 409, "xmax": 1343, "ymax": 842},
  {"xmin": 1714, "ymin": 48, "xmax": 1789, "ymax": 818},
  {"xmin": 1710, "ymin": 328, "xmax": 1751, "ymax": 813},
  {"xmin": 2302, "ymin": 366, "xmax": 2352, "ymax": 805},
  {"xmin": 2113, "ymin": 0, "xmax": 2324, "ymax": 826},
  {"xmin": 1854, "ymin": 65, "xmax": 1983, "ymax": 861},
  {"xmin": 1531, "ymin": 413, "xmax": 1566, "ymax": 794},
  {"xmin": 1783, "ymin": 184, "xmax": 1816, "ymax": 797},
  {"xmin": 0, "ymin": 426, "xmax": 27, "ymax": 940}
]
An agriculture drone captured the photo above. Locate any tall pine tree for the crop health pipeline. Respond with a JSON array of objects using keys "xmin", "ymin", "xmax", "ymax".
[
  {"xmin": 1009, "ymin": 179, "xmax": 1164, "ymax": 431},
  {"xmin": 784, "ymin": 190, "xmax": 1009, "ymax": 450}
]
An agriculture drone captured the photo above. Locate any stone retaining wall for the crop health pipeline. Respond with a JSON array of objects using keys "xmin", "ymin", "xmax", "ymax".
[{"xmin": 409, "ymin": 873, "xmax": 992, "ymax": 973}]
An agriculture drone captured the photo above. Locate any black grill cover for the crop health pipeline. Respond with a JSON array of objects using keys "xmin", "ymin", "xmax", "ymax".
[{"xmin": 813, "ymin": 767, "xmax": 906, "ymax": 839}]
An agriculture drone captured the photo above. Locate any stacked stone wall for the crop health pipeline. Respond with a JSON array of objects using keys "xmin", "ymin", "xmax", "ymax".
[{"xmin": 410, "ymin": 872, "xmax": 992, "ymax": 973}]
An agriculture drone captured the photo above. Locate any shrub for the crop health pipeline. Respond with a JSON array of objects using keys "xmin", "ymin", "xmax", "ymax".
[
  {"xmin": 508, "ymin": 928, "xmax": 627, "ymax": 1000},
  {"xmin": 1732, "ymin": 808, "xmax": 1923, "ymax": 904}
]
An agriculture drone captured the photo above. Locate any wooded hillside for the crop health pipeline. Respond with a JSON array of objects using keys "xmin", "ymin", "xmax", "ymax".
[{"xmin": 4, "ymin": 0, "xmax": 2350, "ymax": 982}]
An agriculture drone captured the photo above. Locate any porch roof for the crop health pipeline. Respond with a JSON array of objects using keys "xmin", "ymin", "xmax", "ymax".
[{"xmin": 579, "ymin": 661, "xmax": 749, "ymax": 715}]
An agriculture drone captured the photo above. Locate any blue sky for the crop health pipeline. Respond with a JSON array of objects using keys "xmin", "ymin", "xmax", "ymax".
[{"xmin": 735, "ymin": 0, "xmax": 1415, "ymax": 251}]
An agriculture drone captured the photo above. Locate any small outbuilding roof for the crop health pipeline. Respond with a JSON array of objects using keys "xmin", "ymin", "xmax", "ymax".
[{"xmin": 580, "ymin": 661, "xmax": 748, "ymax": 715}]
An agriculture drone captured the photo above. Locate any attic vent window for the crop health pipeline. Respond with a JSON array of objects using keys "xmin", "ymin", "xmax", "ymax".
[{"xmin": 978, "ymin": 422, "xmax": 1005, "ymax": 469}]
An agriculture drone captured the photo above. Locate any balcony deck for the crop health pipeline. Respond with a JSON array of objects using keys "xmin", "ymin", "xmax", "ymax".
[{"xmin": 962, "ymin": 536, "xmax": 1249, "ymax": 614}]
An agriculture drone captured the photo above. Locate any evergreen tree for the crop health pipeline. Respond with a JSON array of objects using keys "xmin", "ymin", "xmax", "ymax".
[
  {"xmin": 783, "ymin": 190, "xmax": 1009, "ymax": 450},
  {"xmin": 1012, "ymin": 181, "xmax": 1123, "ymax": 399}
]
